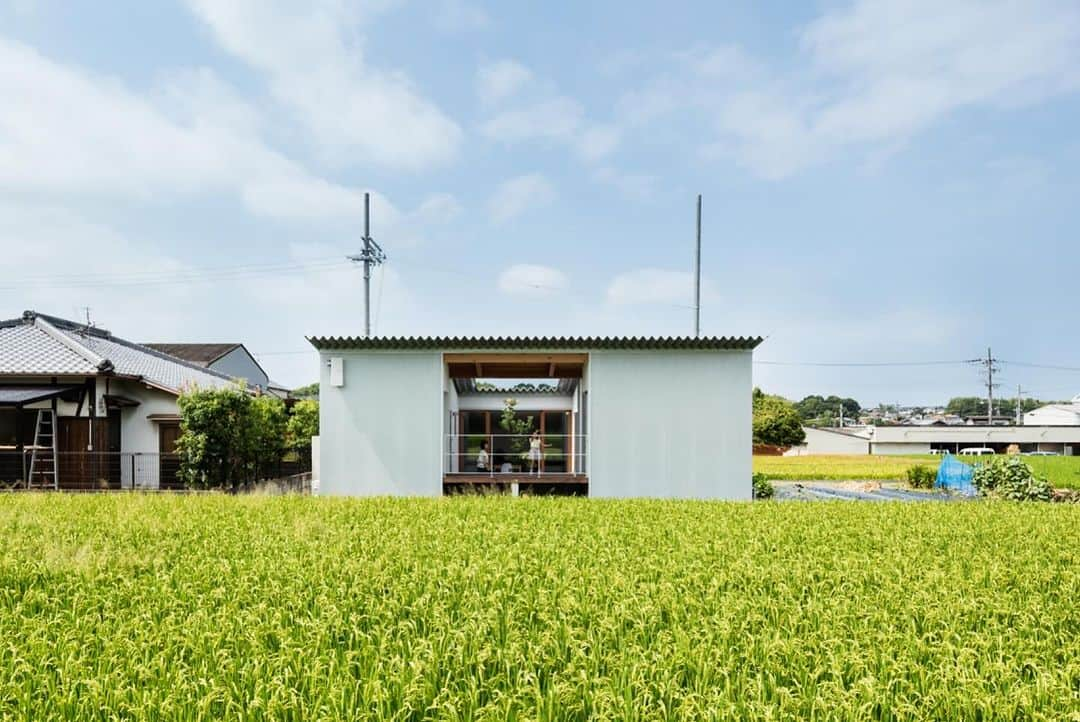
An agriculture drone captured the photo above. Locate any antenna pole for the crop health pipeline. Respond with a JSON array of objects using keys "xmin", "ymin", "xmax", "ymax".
[
  {"xmin": 347, "ymin": 192, "xmax": 386, "ymax": 338},
  {"xmin": 694, "ymin": 194, "xmax": 702, "ymax": 337}
]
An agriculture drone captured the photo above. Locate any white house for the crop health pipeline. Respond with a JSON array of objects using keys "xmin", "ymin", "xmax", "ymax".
[
  {"xmin": 1023, "ymin": 401, "xmax": 1080, "ymax": 427},
  {"xmin": 309, "ymin": 335, "xmax": 761, "ymax": 498},
  {"xmin": 0, "ymin": 311, "xmax": 239, "ymax": 489}
]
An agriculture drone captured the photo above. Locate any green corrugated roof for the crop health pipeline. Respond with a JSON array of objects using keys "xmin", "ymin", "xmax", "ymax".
[{"xmin": 306, "ymin": 335, "xmax": 762, "ymax": 351}]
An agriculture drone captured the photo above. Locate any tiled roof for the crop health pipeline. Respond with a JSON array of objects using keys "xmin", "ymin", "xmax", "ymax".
[
  {"xmin": 307, "ymin": 335, "xmax": 763, "ymax": 351},
  {"xmin": 143, "ymin": 343, "xmax": 241, "ymax": 366},
  {"xmin": 0, "ymin": 311, "xmax": 238, "ymax": 394}
]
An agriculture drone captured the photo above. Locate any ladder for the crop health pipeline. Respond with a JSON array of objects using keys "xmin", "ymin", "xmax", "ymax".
[{"xmin": 27, "ymin": 410, "xmax": 58, "ymax": 490}]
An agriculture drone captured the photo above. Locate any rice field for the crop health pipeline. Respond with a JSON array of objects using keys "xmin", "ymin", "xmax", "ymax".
[
  {"xmin": 755, "ymin": 454, "xmax": 1080, "ymax": 489},
  {"xmin": 753, "ymin": 454, "xmax": 934, "ymax": 481},
  {"xmin": 2, "ymin": 495, "xmax": 1078, "ymax": 720}
]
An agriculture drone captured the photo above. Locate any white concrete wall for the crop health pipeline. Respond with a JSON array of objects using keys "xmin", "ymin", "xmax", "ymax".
[
  {"xmin": 871, "ymin": 441, "xmax": 932, "ymax": 455},
  {"xmin": 318, "ymin": 350, "xmax": 442, "ymax": 495},
  {"xmin": 587, "ymin": 350, "xmax": 752, "ymax": 499},
  {"xmin": 1024, "ymin": 405, "xmax": 1080, "ymax": 426},
  {"xmin": 802, "ymin": 427, "xmax": 871, "ymax": 455}
]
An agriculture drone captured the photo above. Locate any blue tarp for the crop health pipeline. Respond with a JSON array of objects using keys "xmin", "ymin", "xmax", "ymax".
[{"xmin": 936, "ymin": 453, "xmax": 978, "ymax": 496}]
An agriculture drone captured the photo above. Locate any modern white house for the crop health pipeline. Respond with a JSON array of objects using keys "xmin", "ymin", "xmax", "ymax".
[
  {"xmin": 309, "ymin": 335, "xmax": 761, "ymax": 498},
  {"xmin": 0, "ymin": 311, "xmax": 239, "ymax": 489}
]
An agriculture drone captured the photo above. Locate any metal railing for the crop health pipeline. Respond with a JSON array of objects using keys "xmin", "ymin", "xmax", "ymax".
[
  {"xmin": 0, "ymin": 451, "xmax": 311, "ymax": 492},
  {"xmin": 444, "ymin": 434, "xmax": 587, "ymax": 477}
]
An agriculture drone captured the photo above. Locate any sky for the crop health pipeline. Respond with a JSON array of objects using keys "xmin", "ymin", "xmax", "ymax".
[{"xmin": 1, "ymin": 0, "xmax": 1079, "ymax": 406}]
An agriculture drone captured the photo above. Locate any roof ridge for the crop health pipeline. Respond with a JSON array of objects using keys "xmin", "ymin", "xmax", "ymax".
[{"xmin": 32, "ymin": 315, "xmax": 114, "ymax": 373}]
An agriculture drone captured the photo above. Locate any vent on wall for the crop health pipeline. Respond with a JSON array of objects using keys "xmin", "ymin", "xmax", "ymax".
[{"xmin": 329, "ymin": 357, "xmax": 344, "ymax": 387}]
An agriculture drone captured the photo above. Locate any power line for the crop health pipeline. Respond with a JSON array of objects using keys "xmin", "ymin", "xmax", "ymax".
[
  {"xmin": 754, "ymin": 359, "xmax": 970, "ymax": 367},
  {"xmin": 1000, "ymin": 360, "xmax": 1080, "ymax": 372}
]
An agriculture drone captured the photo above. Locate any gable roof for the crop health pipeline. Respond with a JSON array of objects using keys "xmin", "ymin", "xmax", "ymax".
[
  {"xmin": 0, "ymin": 311, "xmax": 239, "ymax": 394},
  {"xmin": 307, "ymin": 335, "xmax": 763, "ymax": 351},
  {"xmin": 143, "ymin": 343, "xmax": 241, "ymax": 366}
]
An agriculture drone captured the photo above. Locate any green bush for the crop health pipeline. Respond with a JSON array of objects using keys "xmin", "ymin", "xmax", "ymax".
[
  {"xmin": 752, "ymin": 472, "xmax": 774, "ymax": 500},
  {"xmin": 905, "ymin": 465, "xmax": 936, "ymax": 489},
  {"xmin": 971, "ymin": 456, "xmax": 1052, "ymax": 502}
]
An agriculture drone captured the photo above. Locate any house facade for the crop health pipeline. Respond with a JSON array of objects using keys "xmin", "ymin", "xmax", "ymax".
[
  {"xmin": 0, "ymin": 311, "xmax": 238, "ymax": 489},
  {"xmin": 309, "ymin": 335, "xmax": 761, "ymax": 499}
]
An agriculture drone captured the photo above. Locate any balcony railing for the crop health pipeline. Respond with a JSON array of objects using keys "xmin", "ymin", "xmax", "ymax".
[{"xmin": 445, "ymin": 433, "xmax": 587, "ymax": 477}]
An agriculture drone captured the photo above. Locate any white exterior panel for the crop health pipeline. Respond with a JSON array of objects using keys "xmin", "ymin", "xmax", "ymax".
[
  {"xmin": 318, "ymin": 350, "xmax": 442, "ymax": 495},
  {"xmin": 587, "ymin": 350, "xmax": 751, "ymax": 499}
]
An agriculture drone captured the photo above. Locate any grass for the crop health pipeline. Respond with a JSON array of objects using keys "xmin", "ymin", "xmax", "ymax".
[
  {"xmin": 2, "ymin": 495, "xmax": 1079, "ymax": 720},
  {"xmin": 755, "ymin": 454, "xmax": 1080, "ymax": 489}
]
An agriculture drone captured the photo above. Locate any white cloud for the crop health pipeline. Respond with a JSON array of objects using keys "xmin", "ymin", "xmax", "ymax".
[
  {"xmin": 592, "ymin": 167, "xmax": 657, "ymax": 199},
  {"xmin": 488, "ymin": 173, "xmax": 556, "ymax": 223},
  {"xmin": 622, "ymin": 0, "xmax": 1080, "ymax": 179},
  {"xmin": 497, "ymin": 264, "xmax": 568, "ymax": 297},
  {"xmin": 184, "ymin": 0, "xmax": 462, "ymax": 171},
  {"xmin": 576, "ymin": 125, "xmax": 621, "ymax": 161},
  {"xmin": 606, "ymin": 269, "xmax": 716, "ymax": 307},
  {"xmin": 480, "ymin": 97, "xmax": 583, "ymax": 143},
  {"xmin": 0, "ymin": 37, "xmax": 459, "ymax": 238},
  {"xmin": 476, "ymin": 59, "xmax": 532, "ymax": 106}
]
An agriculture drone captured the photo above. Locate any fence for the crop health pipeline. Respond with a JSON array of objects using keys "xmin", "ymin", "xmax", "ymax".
[
  {"xmin": 445, "ymin": 433, "xmax": 588, "ymax": 476},
  {"xmin": 0, "ymin": 452, "xmax": 311, "ymax": 492}
]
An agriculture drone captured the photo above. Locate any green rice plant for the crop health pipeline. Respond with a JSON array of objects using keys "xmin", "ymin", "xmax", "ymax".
[{"xmin": 0, "ymin": 495, "xmax": 1078, "ymax": 720}]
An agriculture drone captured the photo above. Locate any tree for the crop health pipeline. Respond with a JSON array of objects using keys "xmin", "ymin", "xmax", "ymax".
[
  {"xmin": 287, "ymin": 399, "xmax": 319, "ymax": 467},
  {"xmin": 250, "ymin": 394, "xmax": 287, "ymax": 480},
  {"xmin": 292, "ymin": 382, "xmax": 318, "ymax": 399},
  {"xmin": 176, "ymin": 384, "xmax": 288, "ymax": 491},
  {"xmin": 499, "ymin": 398, "xmax": 535, "ymax": 460},
  {"xmin": 752, "ymin": 388, "xmax": 806, "ymax": 447},
  {"xmin": 795, "ymin": 394, "xmax": 861, "ymax": 425}
]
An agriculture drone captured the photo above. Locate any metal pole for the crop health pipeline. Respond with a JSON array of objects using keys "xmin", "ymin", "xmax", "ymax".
[
  {"xmin": 363, "ymin": 192, "xmax": 372, "ymax": 337},
  {"xmin": 694, "ymin": 194, "xmax": 702, "ymax": 337},
  {"xmin": 986, "ymin": 347, "xmax": 994, "ymax": 425}
]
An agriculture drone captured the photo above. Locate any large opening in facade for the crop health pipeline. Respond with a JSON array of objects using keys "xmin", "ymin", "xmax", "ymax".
[{"xmin": 443, "ymin": 353, "xmax": 587, "ymax": 496}]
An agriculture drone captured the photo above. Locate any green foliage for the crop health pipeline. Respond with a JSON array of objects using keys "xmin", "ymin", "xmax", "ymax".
[
  {"xmin": 905, "ymin": 464, "xmax": 936, "ymax": 489},
  {"xmin": 1, "ymin": 495, "xmax": 1079, "ymax": 718},
  {"xmin": 291, "ymin": 382, "xmax": 319, "ymax": 399},
  {"xmin": 498, "ymin": 398, "xmax": 535, "ymax": 457},
  {"xmin": 752, "ymin": 388, "xmax": 806, "ymax": 447},
  {"xmin": 945, "ymin": 396, "xmax": 1044, "ymax": 419},
  {"xmin": 176, "ymin": 384, "xmax": 288, "ymax": 490},
  {"xmin": 972, "ymin": 456, "xmax": 1052, "ymax": 501},
  {"xmin": 286, "ymin": 399, "xmax": 319, "ymax": 466},
  {"xmin": 752, "ymin": 472, "xmax": 774, "ymax": 499},
  {"xmin": 795, "ymin": 394, "xmax": 861, "ymax": 425}
]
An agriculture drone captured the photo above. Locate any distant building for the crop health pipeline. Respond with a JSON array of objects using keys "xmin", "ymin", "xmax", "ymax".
[
  {"xmin": 790, "ymin": 423, "xmax": 1080, "ymax": 456},
  {"xmin": 144, "ymin": 343, "xmax": 288, "ymax": 397},
  {"xmin": 1023, "ymin": 402, "xmax": 1080, "ymax": 426}
]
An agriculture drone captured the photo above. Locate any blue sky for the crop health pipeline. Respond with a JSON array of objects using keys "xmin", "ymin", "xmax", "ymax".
[{"xmin": 2, "ymin": 0, "xmax": 1079, "ymax": 404}]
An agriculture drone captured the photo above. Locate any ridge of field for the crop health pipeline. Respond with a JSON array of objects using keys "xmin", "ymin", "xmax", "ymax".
[
  {"xmin": 1, "ymin": 495, "xmax": 1078, "ymax": 720},
  {"xmin": 755, "ymin": 454, "xmax": 1080, "ymax": 488}
]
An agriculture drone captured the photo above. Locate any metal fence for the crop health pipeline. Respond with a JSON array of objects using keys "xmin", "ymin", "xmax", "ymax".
[
  {"xmin": 445, "ymin": 433, "xmax": 587, "ymax": 476},
  {"xmin": 0, "ymin": 452, "xmax": 311, "ymax": 492}
]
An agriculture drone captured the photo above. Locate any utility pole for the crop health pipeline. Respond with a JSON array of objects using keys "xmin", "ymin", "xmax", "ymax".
[
  {"xmin": 347, "ymin": 192, "xmax": 386, "ymax": 337},
  {"xmin": 693, "ymin": 194, "xmax": 702, "ymax": 337},
  {"xmin": 838, "ymin": 404, "xmax": 845, "ymax": 428},
  {"xmin": 969, "ymin": 348, "xmax": 999, "ymax": 425},
  {"xmin": 1015, "ymin": 384, "xmax": 1029, "ymax": 426}
]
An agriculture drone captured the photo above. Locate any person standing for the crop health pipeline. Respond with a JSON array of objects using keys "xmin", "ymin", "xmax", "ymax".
[{"xmin": 527, "ymin": 430, "xmax": 543, "ymax": 475}]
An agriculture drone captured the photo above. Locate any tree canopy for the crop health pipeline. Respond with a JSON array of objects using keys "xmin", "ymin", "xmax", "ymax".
[
  {"xmin": 795, "ymin": 395, "xmax": 862, "ymax": 426},
  {"xmin": 752, "ymin": 388, "xmax": 806, "ymax": 447}
]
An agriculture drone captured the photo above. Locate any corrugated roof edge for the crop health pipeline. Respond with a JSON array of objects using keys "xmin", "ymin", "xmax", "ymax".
[{"xmin": 306, "ymin": 335, "xmax": 763, "ymax": 351}]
